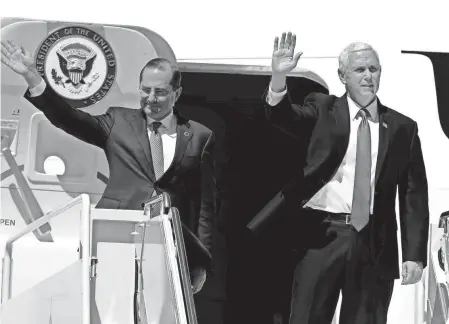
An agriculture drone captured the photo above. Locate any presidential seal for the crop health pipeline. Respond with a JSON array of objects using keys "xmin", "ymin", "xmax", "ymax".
[{"xmin": 35, "ymin": 26, "xmax": 117, "ymax": 108}]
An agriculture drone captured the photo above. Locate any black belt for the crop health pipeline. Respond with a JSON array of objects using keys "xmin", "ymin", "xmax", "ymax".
[
  {"xmin": 324, "ymin": 213, "xmax": 352, "ymax": 225},
  {"xmin": 303, "ymin": 208, "xmax": 352, "ymax": 225},
  {"xmin": 302, "ymin": 208, "xmax": 377, "ymax": 266}
]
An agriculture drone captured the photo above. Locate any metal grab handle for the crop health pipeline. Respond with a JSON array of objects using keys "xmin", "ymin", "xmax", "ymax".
[
  {"xmin": 439, "ymin": 212, "xmax": 449, "ymax": 271},
  {"xmin": 170, "ymin": 207, "xmax": 198, "ymax": 324},
  {"xmin": 439, "ymin": 212, "xmax": 449, "ymax": 233},
  {"xmin": 136, "ymin": 192, "xmax": 172, "ymax": 322}
]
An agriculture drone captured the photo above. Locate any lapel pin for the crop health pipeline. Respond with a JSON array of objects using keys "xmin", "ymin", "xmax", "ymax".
[
  {"xmin": 382, "ymin": 122, "xmax": 388, "ymax": 128},
  {"xmin": 184, "ymin": 131, "xmax": 189, "ymax": 136}
]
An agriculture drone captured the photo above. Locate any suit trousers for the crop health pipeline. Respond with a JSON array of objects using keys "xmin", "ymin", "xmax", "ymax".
[{"xmin": 288, "ymin": 209, "xmax": 394, "ymax": 324}]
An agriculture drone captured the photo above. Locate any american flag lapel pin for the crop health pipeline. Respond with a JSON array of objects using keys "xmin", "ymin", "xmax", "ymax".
[{"xmin": 382, "ymin": 122, "xmax": 388, "ymax": 128}]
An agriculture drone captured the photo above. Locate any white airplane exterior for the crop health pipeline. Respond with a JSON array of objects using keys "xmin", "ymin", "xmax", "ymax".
[{"xmin": 1, "ymin": 16, "xmax": 448, "ymax": 324}]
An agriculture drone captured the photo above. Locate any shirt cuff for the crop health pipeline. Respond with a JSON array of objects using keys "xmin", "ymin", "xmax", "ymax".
[
  {"xmin": 266, "ymin": 83, "xmax": 287, "ymax": 106},
  {"xmin": 28, "ymin": 79, "xmax": 46, "ymax": 97}
]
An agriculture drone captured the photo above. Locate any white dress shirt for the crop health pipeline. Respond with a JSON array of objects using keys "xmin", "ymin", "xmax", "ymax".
[
  {"xmin": 29, "ymin": 79, "xmax": 177, "ymax": 174},
  {"xmin": 267, "ymin": 85, "xmax": 379, "ymax": 214}
]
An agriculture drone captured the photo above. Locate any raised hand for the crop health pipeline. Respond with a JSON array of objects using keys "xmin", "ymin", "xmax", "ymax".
[
  {"xmin": 1, "ymin": 40, "xmax": 35, "ymax": 75},
  {"xmin": 1, "ymin": 40, "xmax": 42, "ymax": 87},
  {"xmin": 272, "ymin": 32, "xmax": 303, "ymax": 75}
]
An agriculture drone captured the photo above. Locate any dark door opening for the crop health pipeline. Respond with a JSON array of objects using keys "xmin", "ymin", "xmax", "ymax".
[{"xmin": 177, "ymin": 63, "xmax": 329, "ymax": 324}]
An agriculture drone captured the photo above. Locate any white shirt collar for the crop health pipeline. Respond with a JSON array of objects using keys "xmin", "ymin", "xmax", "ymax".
[
  {"xmin": 346, "ymin": 94, "xmax": 379, "ymax": 122},
  {"xmin": 147, "ymin": 110, "xmax": 177, "ymax": 132}
]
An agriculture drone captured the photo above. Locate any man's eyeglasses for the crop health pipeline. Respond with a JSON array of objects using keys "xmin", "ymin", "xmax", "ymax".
[{"xmin": 139, "ymin": 86, "xmax": 172, "ymax": 97}]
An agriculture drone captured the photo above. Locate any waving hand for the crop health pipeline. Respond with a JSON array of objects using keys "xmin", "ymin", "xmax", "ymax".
[
  {"xmin": 1, "ymin": 40, "xmax": 42, "ymax": 88},
  {"xmin": 272, "ymin": 32, "xmax": 303, "ymax": 75}
]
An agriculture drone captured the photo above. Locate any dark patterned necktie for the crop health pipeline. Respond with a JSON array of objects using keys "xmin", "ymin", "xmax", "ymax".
[
  {"xmin": 351, "ymin": 108, "xmax": 371, "ymax": 231},
  {"xmin": 149, "ymin": 121, "xmax": 164, "ymax": 216}
]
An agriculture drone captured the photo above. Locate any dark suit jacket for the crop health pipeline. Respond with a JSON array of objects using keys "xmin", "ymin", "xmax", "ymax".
[
  {"xmin": 24, "ymin": 85, "xmax": 215, "ymax": 271},
  {"xmin": 264, "ymin": 90, "xmax": 430, "ymax": 279}
]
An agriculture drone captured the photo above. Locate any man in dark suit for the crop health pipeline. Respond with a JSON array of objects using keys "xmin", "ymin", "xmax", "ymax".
[
  {"xmin": 1, "ymin": 40, "xmax": 215, "ymax": 303},
  {"xmin": 262, "ymin": 32, "xmax": 429, "ymax": 324}
]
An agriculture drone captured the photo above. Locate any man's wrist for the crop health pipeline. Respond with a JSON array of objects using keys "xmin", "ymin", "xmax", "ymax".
[
  {"xmin": 271, "ymin": 73, "xmax": 288, "ymax": 93},
  {"xmin": 23, "ymin": 69, "xmax": 42, "ymax": 89},
  {"xmin": 405, "ymin": 260, "xmax": 424, "ymax": 268}
]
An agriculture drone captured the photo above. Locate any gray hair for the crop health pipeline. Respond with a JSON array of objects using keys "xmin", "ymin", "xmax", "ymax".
[{"xmin": 338, "ymin": 42, "xmax": 380, "ymax": 73}]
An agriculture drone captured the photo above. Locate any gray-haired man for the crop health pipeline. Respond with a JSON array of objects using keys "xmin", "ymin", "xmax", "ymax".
[{"xmin": 263, "ymin": 32, "xmax": 429, "ymax": 324}]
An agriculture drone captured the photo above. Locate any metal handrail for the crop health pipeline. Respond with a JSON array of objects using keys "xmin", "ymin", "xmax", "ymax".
[
  {"xmin": 1, "ymin": 135, "xmax": 51, "ymax": 236},
  {"xmin": 170, "ymin": 207, "xmax": 198, "ymax": 324},
  {"xmin": 1, "ymin": 193, "xmax": 91, "ymax": 323}
]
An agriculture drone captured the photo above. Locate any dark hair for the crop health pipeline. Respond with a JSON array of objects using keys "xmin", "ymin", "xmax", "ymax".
[{"xmin": 139, "ymin": 58, "xmax": 182, "ymax": 90}]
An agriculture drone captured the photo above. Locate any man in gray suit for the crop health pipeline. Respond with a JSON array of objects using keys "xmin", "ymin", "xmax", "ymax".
[{"xmin": 2, "ymin": 39, "xmax": 215, "ymax": 320}]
